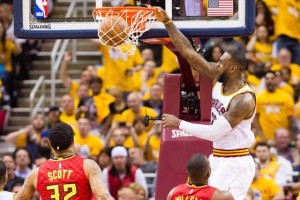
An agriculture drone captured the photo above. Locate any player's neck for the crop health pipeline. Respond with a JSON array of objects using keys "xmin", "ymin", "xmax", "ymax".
[
  {"xmin": 52, "ymin": 149, "xmax": 74, "ymax": 159},
  {"xmin": 223, "ymin": 78, "xmax": 244, "ymax": 94},
  {"xmin": 188, "ymin": 181, "xmax": 207, "ymax": 187}
]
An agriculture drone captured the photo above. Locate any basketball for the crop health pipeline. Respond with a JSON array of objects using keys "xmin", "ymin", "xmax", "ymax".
[{"xmin": 99, "ymin": 16, "xmax": 130, "ymax": 47}]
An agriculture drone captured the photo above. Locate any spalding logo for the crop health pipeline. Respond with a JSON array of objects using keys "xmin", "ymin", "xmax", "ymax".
[{"xmin": 171, "ymin": 130, "xmax": 193, "ymax": 138}]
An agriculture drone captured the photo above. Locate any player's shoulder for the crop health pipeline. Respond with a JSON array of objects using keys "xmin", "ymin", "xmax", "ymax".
[
  {"xmin": 211, "ymin": 189, "xmax": 234, "ymax": 200},
  {"xmin": 83, "ymin": 159, "xmax": 101, "ymax": 173},
  {"xmin": 232, "ymin": 92, "xmax": 256, "ymax": 107}
]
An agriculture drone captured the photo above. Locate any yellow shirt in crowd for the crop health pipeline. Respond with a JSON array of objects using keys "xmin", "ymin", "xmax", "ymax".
[
  {"xmin": 75, "ymin": 134, "xmax": 104, "ymax": 157},
  {"xmin": 59, "ymin": 112, "xmax": 79, "ymax": 136},
  {"xmin": 109, "ymin": 135, "xmax": 136, "ymax": 149},
  {"xmin": 260, "ymin": 161, "xmax": 280, "ymax": 179},
  {"xmin": 69, "ymin": 82, "xmax": 92, "ymax": 108},
  {"xmin": 253, "ymin": 41, "xmax": 272, "ymax": 63},
  {"xmin": 251, "ymin": 175, "xmax": 282, "ymax": 200},
  {"xmin": 97, "ymin": 45, "xmax": 144, "ymax": 92},
  {"xmin": 256, "ymin": 89, "xmax": 294, "ymax": 139},
  {"xmin": 273, "ymin": 0, "xmax": 300, "ymax": 40},
  {"xmin": 0, "ymin": 39, "xmax": 17, "ymax": 72},
  {"xmin": 160, "ymin": 45, "xmax": 179, "ymax": 73},
  {"xmin": 147, "ymin": 134, "xmax": 161, "ymax": 162},
  {"xmin": 93, "ymin": 93, "xmax": 115, "ymax": 123},
  {"xmin": 120, "ymin": 106, "xmax": 157, "ymax": 128},
  {"xmin": 272, "ymin": 63, "xmax": 300, "ymax": 85}
]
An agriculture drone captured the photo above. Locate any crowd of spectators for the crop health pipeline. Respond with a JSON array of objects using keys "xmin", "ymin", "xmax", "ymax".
[{"xmin": 0, "ymin": 0, "xmax": 300, "ymax": 199}]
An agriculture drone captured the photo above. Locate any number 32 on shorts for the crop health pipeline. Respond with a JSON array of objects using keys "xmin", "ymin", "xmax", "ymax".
[{"xmin": 46, "ymin": 183, "xmax": 77, "ymax": 200}]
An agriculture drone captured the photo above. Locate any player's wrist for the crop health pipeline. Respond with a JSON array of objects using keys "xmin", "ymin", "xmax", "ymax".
[
  {"xmin": 177, "ymin": 119, "xmax": 182, "ymax": 128},
  {"xmin": 163, "ymin": 18, "xmax": 172, "ymax": 25}
]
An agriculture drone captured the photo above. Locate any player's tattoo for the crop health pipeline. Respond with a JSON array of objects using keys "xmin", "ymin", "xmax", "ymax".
[
  {"xmin": 86, "ymin": 159, "xmax": 112, "ymax": 200},
  {"xmin": 224, "ymin": 92, "xmax": 255, "ymax": 127}
]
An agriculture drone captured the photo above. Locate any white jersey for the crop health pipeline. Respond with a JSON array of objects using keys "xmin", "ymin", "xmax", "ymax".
[
  {"xmin": 0, "ymin": 191, "xmax": 14, "ymax": 200},
  {"xmin": 211, "ymin": 82, "xmax": 255, "ymax": 149}
]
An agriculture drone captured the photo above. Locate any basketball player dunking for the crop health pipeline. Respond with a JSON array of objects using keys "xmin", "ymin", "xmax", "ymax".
[{"xmin": 155, "ymin": 7, "xmax": 256, "ymax": 200}]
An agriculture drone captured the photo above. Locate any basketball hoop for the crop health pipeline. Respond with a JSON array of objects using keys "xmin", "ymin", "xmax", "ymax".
[{"xmin": 93, "ymin": 6, "xmax": 156, "ymax": 55}]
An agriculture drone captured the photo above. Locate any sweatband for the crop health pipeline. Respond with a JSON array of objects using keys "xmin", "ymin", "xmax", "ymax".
[{"xmin": 179, "ymin": 116, "xmax": 232, "ymax": 142}]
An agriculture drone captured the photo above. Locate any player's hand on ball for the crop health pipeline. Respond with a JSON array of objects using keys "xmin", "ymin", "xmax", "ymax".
[
  {"xmin": 162, "ymin": 114, "xmax": 180, "ymax": 128},
  {"xmin": 154, "ymin": 7, "xmax": 170, "ymax": 23}
]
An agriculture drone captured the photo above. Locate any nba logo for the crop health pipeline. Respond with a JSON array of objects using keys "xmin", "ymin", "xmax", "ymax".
[{"xmin": 34, "ymin": 0, "xmax": 48, "ymax": 19}]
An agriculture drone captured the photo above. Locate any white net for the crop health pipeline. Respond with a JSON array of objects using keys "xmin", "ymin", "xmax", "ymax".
[{"xmin": 93, "ymin": 7, "xmax": 156, "ymax": 55}]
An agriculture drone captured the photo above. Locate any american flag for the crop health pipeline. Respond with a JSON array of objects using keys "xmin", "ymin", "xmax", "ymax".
[{"xmin": 207, "ymin": 0, "xmax": 233, "ymax": 16}]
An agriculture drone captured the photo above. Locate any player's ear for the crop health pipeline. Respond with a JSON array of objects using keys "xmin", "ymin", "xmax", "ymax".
[
  {"xmin": 207, "ymin": 167, "xmax": 211, "ymax": 179},
  {"xmin": 230, "ymin": 65, "xmax": 237, "ymax": 73}
]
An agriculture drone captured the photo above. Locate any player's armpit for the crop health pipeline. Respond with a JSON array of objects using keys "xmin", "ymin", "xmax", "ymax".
[
  {"xmin": 14, "ymin": 169, "xmax": 38, "ymax": 200},
  {"xmin": 84, "ymin": 159, "xmax": 113, "ymax": 200},
  {"xmin": 223, "ymin": 92, "xmax": 256, "ymax": 128}
]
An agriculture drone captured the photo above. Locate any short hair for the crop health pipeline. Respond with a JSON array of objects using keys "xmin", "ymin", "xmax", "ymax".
[
  {"xmin": 118, "ymin": 187, "xmax": 135, "ymax": 198},
  {"xmin": 265, "ymin": 70, "xmax": 276, "ymax": 77},
  {"xmin": 0, "ymin": 160, "xmax": 7, "ymax": 181},
  {"xmin": 13, "ymin": 147, "xmax": 33, "ymax": 168},
  {"xmin": 90, "ymin": 76, "xmax": 103, "ymax": 85},
  {"xmin": 254, "ymin": 141, "xmax": 270, "ymax": 150},
  {"xmin": 75, "ymin": 109, "xmax": 91, "ymax": 121},
  {"xmin": 49, "ymin": 122, "xmax": 74, "ymax": 151},
  {"xmin": 227, "ymin": 50, "xmax": 246, "ymax": 71},
  {"xmin": 129, "ymin": 183, "xmax": 146, "ymax": 198},
  {"xmin": 187, "ymin": 153, "xmax": 209, "ymax": 179}
]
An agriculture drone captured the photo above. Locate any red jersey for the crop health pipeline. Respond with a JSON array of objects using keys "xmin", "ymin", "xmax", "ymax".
[
  {"xmin": 37, "ymin": 155, "xmax": 92, "ymax": 200},
  {"xmin": 171, "ymin": 184, "xmax": 217, "ymax": 200}
]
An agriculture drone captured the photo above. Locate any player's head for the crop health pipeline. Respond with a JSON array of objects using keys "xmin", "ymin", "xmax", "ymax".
[
  {"xmin": 217, "ymin": 50, "xmax": 246, "ymax": 83},
  {"xmin": 186, "ymin": 153, "xmax": 210, "ymax": 184},
  {"xmin": 49, "ymin": 122, "xmax": 74, "ymax": 152},
  {"xmin": 0, "ymin": 160, "xmax": 8, "ymax": 187}
]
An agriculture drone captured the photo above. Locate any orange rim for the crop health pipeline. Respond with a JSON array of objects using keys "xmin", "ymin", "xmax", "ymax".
[{"xmin": 93, "ymin": 6, "xmax": 156, "ymax": 19}]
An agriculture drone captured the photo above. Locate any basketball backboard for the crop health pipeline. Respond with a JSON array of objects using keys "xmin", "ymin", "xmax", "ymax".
[{"xmin": 14, "ymin": 0, "xmax": 255, "ymax": 39}]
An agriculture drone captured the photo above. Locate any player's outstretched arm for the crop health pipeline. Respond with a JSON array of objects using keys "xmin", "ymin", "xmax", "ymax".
[
  {"xmin": 14, "ymin": 168, "xmax": 38, "ymax": 200},
  {"xmin": 211, "ymin": 190, "xmax": 234, "ymax": 200},
  {"xmin": 162, "ymin": 92, "xmax": 255, "ymax": 141},
  {"xmin": 84, "ymin": 159, "xmax": 113, "ymax": 200},
  {"xmin": 154, "ymin": 7, "xmax": 218, "ymax": 81}
]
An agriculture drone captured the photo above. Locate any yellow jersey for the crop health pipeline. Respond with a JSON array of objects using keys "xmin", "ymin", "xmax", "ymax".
[
  {"xmin": 260, "ymin": 161, "xmax": 280, "ymax": 179},
  {"xmin": 274, "ymin": 0, "xmax": 300, "ymax": 40},
  {"xmin": 59, "ymin": 112, "xmax": 79, "ymax": 136},
  {"xmin": 271, "ymin": 63, "xmax": 300, "ymax": 85},
  {"xmin": 147, "ymin": 134, "xmax": 161, "ymax": 162},
  {"xmin": 137, "ymin": 132, "xmax": 148, "ymax": 150},
  {"xmin": 133, "ymin": 68, "xmax": 162, "ymax": 92},
  {"xmin": 246, "ymin": 73, "xmax": 261, "ymax": 93},
  {"xmin": 160, "ymin": 45, "xmax": 179, "ymax": 73},
  {"xmin": 0, "ymin": 39, "xmax": 17, "ymax": 72},
  {"xmin": 256, "ymin": 89, "xmax": 294, "ymax": 139},
  {"xmin": 93, "ymin": 92, "xmax": 115, "ymax": 123},
  {"xmin": 98, "ymin": 45, "xmax": 144, "ymax": 92},
  {"xmin": 251, "ymin": 175, "xmax": 282, "ymax": 200},
  {"xmin": 109, "ymin": 135, "xmax": 136, "ymax": 149},
  {"xmin": 74, "ymin": 134, "xmax": 104, "ymax": 157},
  {"xmin": 253, "ymin": 41, "xmax": 272, "ymax": 63},
  {"xmin": 120, "ymin": 106, "xmax": 157, "ymax": 126}
]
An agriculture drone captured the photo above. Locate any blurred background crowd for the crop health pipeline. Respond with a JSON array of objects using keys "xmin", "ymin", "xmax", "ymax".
[{"xmin": 0, "ymin": 0, "xmax": 300, "ymax": 199}]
